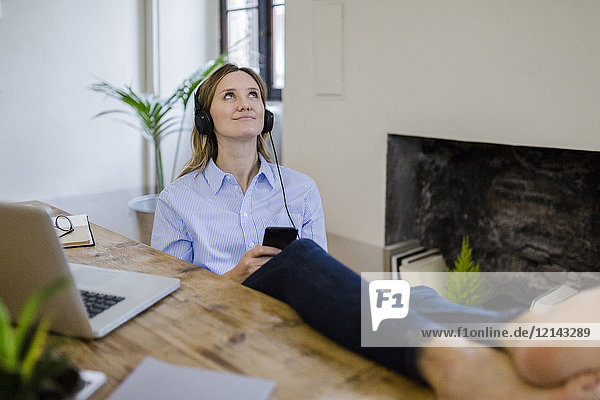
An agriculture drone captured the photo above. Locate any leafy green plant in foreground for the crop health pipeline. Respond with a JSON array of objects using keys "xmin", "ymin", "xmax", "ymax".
[{"xmin": 0, "ymin": 278, "xmax": 80, "ymax": 399}]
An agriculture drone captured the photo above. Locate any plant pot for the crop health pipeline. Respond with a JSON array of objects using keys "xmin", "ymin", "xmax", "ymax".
[
  {"xmin": 128, "ymin": 194, "xmax": 158, "ymax": 245},
  {"xmin": 0, "ymin": 364, "xmax": 81, "ymax": 400}
]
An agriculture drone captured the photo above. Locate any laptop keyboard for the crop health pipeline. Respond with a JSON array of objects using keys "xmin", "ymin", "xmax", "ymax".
[{"xmin": 80, "ymin": 290, "xmax": 125, "ymax": 318}]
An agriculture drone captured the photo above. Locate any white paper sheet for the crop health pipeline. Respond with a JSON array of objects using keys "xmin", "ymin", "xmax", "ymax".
[{"xmin": 107, "ymin": 357, "xmax": 276, "ymax": 400}]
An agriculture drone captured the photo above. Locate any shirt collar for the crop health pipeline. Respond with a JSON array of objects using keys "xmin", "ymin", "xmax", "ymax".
[
  {"xmin": 203, "ymin": 158, "xmax": 226, "ymax": 195},
  {"xmin": 257, "ymin": 153, "xmax": 276, "ymax": 189},
  {"xmin": 203, "ymin": 154, "xmax": 275, "ymax": 195}
]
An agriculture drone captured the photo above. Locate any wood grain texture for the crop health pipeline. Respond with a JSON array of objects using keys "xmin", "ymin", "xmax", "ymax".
[{"xmin": 29, "ymin": 201, "xmax": 433, "ymax": 399}]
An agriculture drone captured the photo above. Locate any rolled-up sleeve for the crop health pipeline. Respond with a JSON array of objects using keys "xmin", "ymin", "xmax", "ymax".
[{"xmin": 151, "ymin": 191, "xmax": 194, "ymax": 263}]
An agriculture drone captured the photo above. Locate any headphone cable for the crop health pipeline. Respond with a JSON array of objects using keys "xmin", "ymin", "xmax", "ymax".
[{"xmin": 268, "ymin": 132, "xmax": 299, "ymax": 236}]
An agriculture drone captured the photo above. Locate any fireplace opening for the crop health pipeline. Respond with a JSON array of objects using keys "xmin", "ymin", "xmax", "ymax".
[{"xmin": 385, "ymin": 134, "xmax": 600, "ymax": 273}]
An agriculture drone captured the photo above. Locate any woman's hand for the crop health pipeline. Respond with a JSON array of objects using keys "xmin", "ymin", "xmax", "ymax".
[{"xmin": 222, "ymin": 243, "xmax": 281, "ymax": 283}]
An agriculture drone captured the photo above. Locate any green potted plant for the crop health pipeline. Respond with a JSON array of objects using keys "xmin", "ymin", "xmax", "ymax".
[
  {"xmin": 444, "ymin": 236, "xmax": 488, "ymax": 306},
  {"xmin": 90, "ymin": 55, "xmax": 226, "ymax": 244},
  {"xmin": 0, "ymin": 278, "xmax": 81, "ymax": 400}
]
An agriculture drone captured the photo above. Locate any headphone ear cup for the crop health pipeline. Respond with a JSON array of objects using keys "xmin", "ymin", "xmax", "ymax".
[
  {"xmin": 262, "ymin": 109, "xmax": 274, "ymax": 134},
  {"xmin": 195, "ymin": 109, "xmax": 214, "ymax": 136},
  {"xmin": 196, "ymin": 108, "xmax": 272, "ymax": 135}
]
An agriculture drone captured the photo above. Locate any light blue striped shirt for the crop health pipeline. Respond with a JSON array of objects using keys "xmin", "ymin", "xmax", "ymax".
[{"xmin": 151, "ymin": 154, "xmax": 327, "ymax": 275}]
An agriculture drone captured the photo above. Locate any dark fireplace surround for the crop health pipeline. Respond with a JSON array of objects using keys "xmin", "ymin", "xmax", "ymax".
[{"xmin": 385, "ymin": 134, "xmax": 600, "ymax": 272}]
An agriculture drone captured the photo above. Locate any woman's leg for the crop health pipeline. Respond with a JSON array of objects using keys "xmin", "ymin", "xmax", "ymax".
[
  {"xmin": 243, "ymin": 240, "xmax": 600, "ymax": 399},
  {"xmin": 243, "ymin": 239, "xmax": 428, "ymax": 380},
  {"xmin": 406, "ymin": 285, "xmax": 524, "ymax": 323},
  {"xmin": 242, "ymin": 239, "xmax": 517, "ymax": 381}
]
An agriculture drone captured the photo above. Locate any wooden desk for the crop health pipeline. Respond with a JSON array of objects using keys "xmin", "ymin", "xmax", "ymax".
[{"xmin": 36, "ymin": 202, "xmax": 433, "ymax": 399}]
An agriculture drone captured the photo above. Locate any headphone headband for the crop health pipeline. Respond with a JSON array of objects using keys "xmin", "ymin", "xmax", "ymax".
[{"xmin": 194, "ymin": 86, "xmax": 274, "ymax": 136}]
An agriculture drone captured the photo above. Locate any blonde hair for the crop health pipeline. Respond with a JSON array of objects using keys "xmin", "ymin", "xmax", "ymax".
[{"xmin": 178, "ymin": 63, "xmax": 273, "ymax": 178}]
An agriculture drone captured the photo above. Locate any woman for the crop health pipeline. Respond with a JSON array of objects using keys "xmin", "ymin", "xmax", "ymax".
[
  {"xmin": 151, "ymin": 63, "xmax": 326, "ymax": 282},
  {"xmin": 152, "ymin": 63, "xmax": 600, "ymax": 399}
]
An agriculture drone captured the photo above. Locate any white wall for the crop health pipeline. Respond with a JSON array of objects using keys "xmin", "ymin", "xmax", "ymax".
[
  {"xmin": 0, "ymin": 0, "xmax": 220, "ymax": 204},
  {"xmin": 157, "ymin": 0, "xmax": 221, "ymax": 183},
  {"xmin": 0, "ymin": 0, "xmax": 144, "ymax": 202},
  {"xmin": 283, "ymin": 1, "xmax": 600, "ymax": 258}
]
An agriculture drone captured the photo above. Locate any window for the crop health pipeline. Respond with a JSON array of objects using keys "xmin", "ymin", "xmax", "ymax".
[{"xmin": 220, "ymin": 0, "xmax": 285, "ymax": 100}]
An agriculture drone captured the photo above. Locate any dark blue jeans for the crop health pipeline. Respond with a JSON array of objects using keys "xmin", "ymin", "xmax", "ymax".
[{"xmin": 242, "ymin": 239, "xmax": 521, "ymax": 383}]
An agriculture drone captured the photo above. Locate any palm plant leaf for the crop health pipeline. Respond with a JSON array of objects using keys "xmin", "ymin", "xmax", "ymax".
[
  {"xmin": 0, "ymin": 301, "xmax": 15, "ymax": 371},
  {"xmin": 13, "ymin": 278, "xmax": 68, "ymax": 361},
  {"xmin": 169, "ymin": 54, "xmax": 228, "ymax": 181},
  {"xmin": 155, "ymin": 119, "xmax": 179, "ymax": 136},
  {"xmin": 1, "ymin": 278, "xmax": 67, "ymax": 374},
  {"xmin": 91, "ymin": 54, "xmax": 230, "ymax": 191},
  {"xmin": 170, "ymin": 53, "xmax": 228, "ymax": 107},
  {"xmin": 111, "ymin": 119, "xmax": 154, "ymax": 143},
  {"xmin": 20, "ymin": 319, "xmax": 51, "ymax": 379},
  {"xmin": 93, "ymin": 82, "xmax": 172, "ymax": 125},
  {"xmin": 0, "ymin": 280, "xmax": 76, "ymax": 398},
  {"xmin": 92, "ymin": 109, "xmax": 130, "ymax": 118}
]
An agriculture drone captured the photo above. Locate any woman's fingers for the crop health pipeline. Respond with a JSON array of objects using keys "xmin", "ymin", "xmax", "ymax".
[{"xmin": 254, "ymin": 243, "xmax": 281, "ymax": 257}]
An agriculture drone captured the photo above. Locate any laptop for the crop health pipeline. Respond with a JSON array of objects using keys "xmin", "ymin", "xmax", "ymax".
[{"xmin": 0, "ymin": 202, "xmax": 180, "ymax": 339}]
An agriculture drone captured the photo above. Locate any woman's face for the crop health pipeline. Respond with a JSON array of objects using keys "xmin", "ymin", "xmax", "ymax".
[{"xmin": 209, "ymin": 71, "xmax": 265, "ymax": 141}]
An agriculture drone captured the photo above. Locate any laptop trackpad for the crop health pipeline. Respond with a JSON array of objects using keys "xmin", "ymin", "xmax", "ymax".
[{"xmin": 70, "ymin": 265, "xmax": 122, "ymax": 286}]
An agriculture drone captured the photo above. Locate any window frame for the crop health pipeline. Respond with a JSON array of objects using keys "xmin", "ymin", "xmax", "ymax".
[{"xmin": 220, "ymin": 0, "xmax": 282, "ymax": 101}]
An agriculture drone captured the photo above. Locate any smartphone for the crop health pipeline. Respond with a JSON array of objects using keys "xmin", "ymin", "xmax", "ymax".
[{"xmin": 262, "ymin": 227, "xmax": 298, "ymax": 250}]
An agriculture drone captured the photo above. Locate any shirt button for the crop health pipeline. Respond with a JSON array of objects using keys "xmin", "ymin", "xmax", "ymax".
[
  {"xmin": 243, "ymin": 212, "xmax": 248, "ymax": 217},
  {"xmin": 249, "ymin": 242, "xmax": 255, "ymax": 247}
]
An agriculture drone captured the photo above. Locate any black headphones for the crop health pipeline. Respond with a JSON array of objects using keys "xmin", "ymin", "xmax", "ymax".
[
  {"xmin": 194, "ymin": 86, "xmax": 274, "ymax": 136},
  {"xmin": 193, "ymin": 82, "xmax": 296, "ymax": 232}
]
